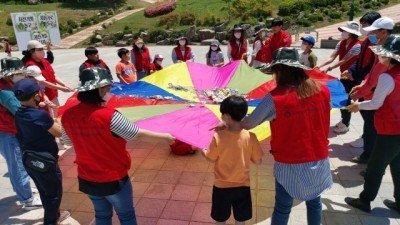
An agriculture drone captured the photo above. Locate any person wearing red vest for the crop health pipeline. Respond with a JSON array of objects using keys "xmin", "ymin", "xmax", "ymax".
[
  {"xmin": 79, "ymin": 47, "xmax": 111, "ymax": 75},
  {"xmin": 228, "ymin": 24, "xmax": 249, "ymax": 63},
  {"xmin": 345, "ymin": 36, "xmax": 400, "ymax": 214},
  {"xmin": 172, "ymin": 36, "xmax": 194, "ymax": 63},
  {"xmin": 24, "ymin": 40, "xmax": 71, "ymax": 118},
  {"xmin": 4, "ymin": 39, "xmax": 11, "ymax": 57},
  {"xmin": 264, "ymin": 18, "xmax": 292, "ymax": 63},
  {"xmin": 249, "ymin": 25, "xmax": 268, "ymax": 68},
  {"xmin": 61, "ymin": 68, "xmax": 174, "ymax": 225},
  {"xmin": 317, "ymin": 21, "xmax": 361, "ymax": 134},
  {"xmin": 130, "ymin": 38, "xmax": 152, "ymax": 80},
  {"xmin": 149, "ymin": 53, "xmax": 164, "ymax": 74},
  {"xmin": 213, "ymin": 48, "xmax": 332, "ymax": 225},
  {"xmin": 0, "ymin": 57, "xmax": 41, "ymax": 208},
  {"xmin": 339, "ymin": 12, "xmax": 382, "ymax": 164}
]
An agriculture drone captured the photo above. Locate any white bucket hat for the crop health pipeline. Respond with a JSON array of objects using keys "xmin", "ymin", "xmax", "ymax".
[{"xmin": 338, "ymin": 21, "xmax": 361, "ymax": 36}]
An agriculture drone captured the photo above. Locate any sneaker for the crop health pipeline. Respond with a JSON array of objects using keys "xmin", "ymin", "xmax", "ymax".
[
  {"xmin": 58, "ymin": 210, "xmax": 71, "ymax": 223},
  {"xmin": 350, "ymin": 138, "xmax": 364, "ymax": 148},
  {"xmin": 334, "ymin": 121, "xmax": 343, "ymax": 127},
  {"xmin": 383, "ymin": 199, "xmax": 400, "ymax": 213},
  {"xmin": 23, "ymin": 196, "xmax": 42, "ymax": 209},
  {"xmin": 333, "ymin": 122, "xmax": 349, "ymax": 133},
  {"xmin": 345, "ymin": 197, "xmax": 371, "ymax": 212}
]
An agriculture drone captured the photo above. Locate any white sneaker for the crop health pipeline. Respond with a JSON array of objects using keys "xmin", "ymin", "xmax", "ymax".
[
  {"xmin": 334, "ymin": 121, "xmax": 343, "ymax": 127},
  {"xmin": 349, "ymin": 138, "xmax": 364, "ymax": 148},
  {"xmin": 24, "ymin": 196, "xmax": 42, "ymax": 209},
  {"xmin": 333, "ymin": 122, "xmax": 349, "ymax": 133}
]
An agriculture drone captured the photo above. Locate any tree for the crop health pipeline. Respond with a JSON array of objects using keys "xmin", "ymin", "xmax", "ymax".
[{"xmin": 222, "ymin": 0, "xmax": 232, "ymax": 22}]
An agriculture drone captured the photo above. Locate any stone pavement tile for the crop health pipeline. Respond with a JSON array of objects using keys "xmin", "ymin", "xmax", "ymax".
[
  {"xmin": 59, "ymin": 155, "xmax": 77, "ymax": 166},
  {"xmin": 67, "ymin": 180, "xmax": 80, "ymax": 193},
  {"xmin": 153, "ymin": 170, "xmax": 182, "ymax": 184},
  {"xmin": 323, "ymin": 212, "xmax": 362, "ymax": 225},
  {"xmin": 178, "ymin": 172, "xmax": 206, "ymax": 186},
  {"xmin": 189, "ymin": 222, "xmax": 214, "ymax": 225},
  {"xmin": 203, "ymin": 173, "xmax": 214, "ymax": 187},
  {"xmin": 0, "ymin": 188, "xmax": 18, "ymax": 205},
  {"xmin": 135, "ymin": 198, "xmax": 168, "ymax": 218},
  {"xmin": 67, "ymin": 211, "xmax": 93, "ymax": 225},
  {"xmin": 160, "ymin": 200, "xmax": 196, "ymax": 220},
  {"xmin": 359, "ymin": 215, "xmax": 400, "ymax": 225},
  {"xmin": 191, "ymin": 202, "xmax": 214, "ymax": 223},
  {"xmin": 369, "ymin": 197, "xmax": 400, "ymax": 218},
  {"xmin": 257, "ymin": 175, "xmax": 275, "ymax": 190},
  {"xmin": 132, "ymin": 181, "xmax": 150, "ymax": 197},
  {"xmin": 183, "ymin": 161, "xmax": 209, "ymax": 172},
  {"xmin": 60, "ymin": 192, "xmax": 86, "ymax": 211},
  {"xmin": 129, "ymin": 148, "xmax": 153, "ymax": 158},
  {"xmin": 139, "ymin": 158, "xmax": 167, "ymax": 170},
  {"xmin": 322, "ymin": 194, "xmax": 361, "ymax": 214},
  {"xmin": 171, "ymin": 184, "xmax": 201, "ymax": 201},
  {"xmin": 157, "ymin": 218, "xmax": 190, "ymax": 225},
  {"xmin": 383, "ymin": 171, "xmax": 394, "ymax": 183},
  {"xmin": 143, "ymin": 183, "xmax": 174, "ymax": 199},
  {"xmin": 75, "ymin": 197, "xmax": 94, "ymax": 213},
  {"xmin": 197, "ymin": 186, "xmax": 212, "ymax": 203},
  {"xmin": 148, "ymin": 148, "xmax": 172, "ymax": 159},
  {"xmin": 161, "ymin": 159, "xmax": 188, "ymax": 171},
  {"xmin": 0, "ymin": 204, "xmax": 23, "ymax": 223},
  {"xmin": 136, "ymin": 216, "xmax": 159, "ymax": 225},
  {"xmin": 132, "ymin": 169, "xmax": 158, "ymax": 183},
  {"xmin": 289, "ymin": 209, "xmax": 327, "ymax": 225},
  {"xmin": 257, "ymin": 164, "xmax": 273, "ymax": 176},
  {"xmin": 2, "ymin": 207, "xmax": 43, "ymax": 224},
  {"xmin": 256, "ymin": 190, "xmax": 275, "ymax": 208},
  {"xmin": 62, "ymin": 177, "xmax": 78, "ymax": 193},
  {"xmin": 324, "ymin": 183, "xmax": 348, "ymax": 196},
  {"xmin": 379, "ymin": 182, "xmax": 395, "ymax": 198},
  {"xmin": 341, "ymin": 180, "xmax": 365, "ymax": 197},
  {"xmin": 335, "ymin": 166, "xmax": 365, "ymax": 181},
  {"xmin": 130, "ymin": 157, "xmax": 145, "ymax": 170},
  {"xmin": 256, "ymin": 206, "xmax": 273, "ymax": 224},
  {"xmin": 62, "ymin": 165, "xmax": 78, "ymax": 178}
]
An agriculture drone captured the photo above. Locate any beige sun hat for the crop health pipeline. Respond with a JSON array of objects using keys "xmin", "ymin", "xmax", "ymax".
[
  {"xmin": 338, "ymin": 21, "xmax": 361, "ymax": 36},
  {"xmin": 26, "ymin": 65, "xmax": 46, "ymax": 81}
]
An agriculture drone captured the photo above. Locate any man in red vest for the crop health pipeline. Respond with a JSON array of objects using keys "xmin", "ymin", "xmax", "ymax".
[
  {"xmin": 79, "ymin": 47, "xmax": 111, "ymax": 75},
  {"xmin": 264, "ymin": 18, "xmax": 292, "ymax": 63}
]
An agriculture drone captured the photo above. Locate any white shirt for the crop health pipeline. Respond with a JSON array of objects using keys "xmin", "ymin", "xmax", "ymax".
[{"xmin": 359, "ymin": 73, "xmax": 395, "ymax": 110}]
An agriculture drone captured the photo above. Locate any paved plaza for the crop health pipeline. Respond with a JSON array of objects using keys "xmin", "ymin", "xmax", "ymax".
[{"xmin": 0, "ymin": 46, "xmax": 399, "ymax": 225}]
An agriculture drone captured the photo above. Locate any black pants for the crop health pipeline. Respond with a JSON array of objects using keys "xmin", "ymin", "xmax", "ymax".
[
  {"xmin": 360, "ymin": 135, "xmax": 400, "ymax": 204},
  {"xmin": 340, "ymin": 79, "xmax": 355, "ymax": 126},
  {"xmin": 25, "ymin": 164, "xmax": 63, "ymax": 225},
  {"xmin": 359, "ymin": 110, "xmax": 377, "ymax": 160}
]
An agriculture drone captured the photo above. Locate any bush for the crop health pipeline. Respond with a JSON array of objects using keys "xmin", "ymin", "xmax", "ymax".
[
  {"xmin": 158, "ymin": 14, "xmax": 179, "ymax": 27},
  {"xmin": 81, "ymin": 18, "xmax": 92, "ymax": 27},
  {"xmin": 123, "ymin": 26, "xmax": 132, "ymax": 35},
  {"xmin": 67, "ymin": 20, "xmax": 78, "ymax": 29},
  {"xmin": 6, "ymin": 15, "xmax": 12, "ymax": 26},
  {"xmin": 148, "ymin": 29, "xmax": 168, "ymax": 43},
  {"xmin": 329, "ymin": 11, "xmax": 342, "ymax": 19},
  {"xmin": 144, "ymin": 1, "xmax": 177, "ymax": 17},
  {"xmin": 180, "ymin": 12, "xmax": 196, "ymax": 26},
  {"xmin": 126, "ymin": 5, "xmax": 133, "ymax": 10}
]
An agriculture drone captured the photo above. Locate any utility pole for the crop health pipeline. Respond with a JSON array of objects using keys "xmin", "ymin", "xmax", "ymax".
[{"xmin": 349, "ymin": 0, "xmax": 355, "ymax": 21}]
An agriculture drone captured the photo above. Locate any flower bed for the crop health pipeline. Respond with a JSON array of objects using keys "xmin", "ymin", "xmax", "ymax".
[{"xmin": 144, "ymin": 1, "xmax": 177, "ymax": 18}]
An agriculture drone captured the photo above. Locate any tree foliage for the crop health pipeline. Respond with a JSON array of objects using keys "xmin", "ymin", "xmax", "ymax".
[{"xmin": 230, "ymin": 0, "xmax": 272, "ymax": 20}]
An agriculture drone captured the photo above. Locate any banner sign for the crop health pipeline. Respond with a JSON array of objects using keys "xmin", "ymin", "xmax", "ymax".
[{"xmin": 11, "ymin": 11, "xmax": 61, "ymax": 51}]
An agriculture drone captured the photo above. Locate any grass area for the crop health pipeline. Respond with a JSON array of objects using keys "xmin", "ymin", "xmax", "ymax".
[{"xmin": 0, "ymin": 0, "xmax": 146, "ymax": 40}]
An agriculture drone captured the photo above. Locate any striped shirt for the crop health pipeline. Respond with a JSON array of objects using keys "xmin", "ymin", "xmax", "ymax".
[
  {"xmin": 335, "ymin": 42, "xmax": 361, "ymax": 56},
  {"xmin": 243, "ymin": 93, "xmax": 332, "ymax": 200},
  {"xmin": 62, "ymin": 111, "xmax": 140, "ymax": 145}
]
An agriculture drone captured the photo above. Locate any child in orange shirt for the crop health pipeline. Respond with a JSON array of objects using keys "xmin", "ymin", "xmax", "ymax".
[
  {"xmin": 115, "ymin": 48, "xmax": 137, "ymax": 84},
  {"xmin": 202, "ymin": 95, "xmax": 263, "ymax": 225}
]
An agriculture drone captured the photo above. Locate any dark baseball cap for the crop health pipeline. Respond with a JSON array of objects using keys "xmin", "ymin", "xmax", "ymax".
[
  {"xmin": 271, "ymin": 18, "xmax": 283, "ymax": 27},
  {"xmin": 14, "ymin": 79, "xmax": 40, "ymax": 101}
]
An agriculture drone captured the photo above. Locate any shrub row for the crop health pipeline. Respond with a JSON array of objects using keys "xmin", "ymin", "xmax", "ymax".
[{"xmin": 144, "ymin": 1, "xmax": 177, "ymax": 18}]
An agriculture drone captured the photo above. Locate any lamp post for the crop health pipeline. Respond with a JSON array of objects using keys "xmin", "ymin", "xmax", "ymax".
[{"xmin": 349, "ymin": 0, "xmax": 355, "ymax": 21}]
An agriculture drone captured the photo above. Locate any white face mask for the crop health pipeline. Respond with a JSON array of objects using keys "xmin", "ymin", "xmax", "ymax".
[
  {"xmin": 34, "ymin": 50, "xmax": 46, "ymax": 59},
  {"xmin": 103, "ymin": 92, "xmax": 112, "ymax": 104},
  {"xmin": 378, "ymin": 55, "xmax": 390, "ymax": 64},
  {"xmin": 211, "ymin": 46, "xmax": 218, "ymax": 51},
  {"xmin": 260, "ymin": 31, "xmax": 266, "ymax": 37},
  {"xmin": 360, "ymin": 28, "xmax": 368, "ymax": 36},
  {"xmin": 234, "ymin": 32, "xmax": 241, "ymax": 39},
  {"xmin": 301, "ymin": 44, "xmax": 307, "ymax": 51},
  {"xmin": 179, "ymin": 40, "xmax": 186, "ymax": 46},
  {"xmin": 136, "ymin": 43, "xmax": 143, "ymax": 48},
  {"xmin": 341, "ymin": 31, "xmax": 350, "ymax": 40},
  {"xmin": 11, "ymin": 75, "xmax": 25, "ymax": 83}
]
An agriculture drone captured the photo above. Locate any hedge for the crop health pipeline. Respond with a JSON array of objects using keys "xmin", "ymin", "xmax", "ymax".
[{"xmin": 144, "ymin": 1, "xmax": 177, "ymax": 18}]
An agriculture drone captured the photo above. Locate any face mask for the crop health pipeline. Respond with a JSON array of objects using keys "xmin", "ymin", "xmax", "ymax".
[
  {"xmin": 260, "ymin": 31, "xmax": 266, "ymax": 37},
  {"xmin": 103, "ymin": 92, "xmax": 112, "ymax": 103},
  {"xmin": 11, "ymin": 75, "xmax": 25, "ymax": 83},
  {"xmin": 211, "ymin": 46, "xmax": 218, "ymax": 51},
  {"xmin": 301, "ymin": 44, "xmax": 307, "ymax": 51},
  {"xmin": 34, "ymin": 50, "xmax": 45, "ymax": 59},
  {"xmin": 136, "ymin": 43, "xmax": 143, "ymax": 48},
  {"xmin": 179, "ymin": 40, "xmax": 186, "ymax": 46},
  {"xmin": 360, "ymin": 28, "xmax": 368, "ymax": 36},
  {"xmin": 234, "ymin": 32, "xmax": 241, "ymax": 39},
  {"xmin": 368, "ymin": 34, "xmax": 379, "ymax": 44},
  {"xmin": 378, "ymin": 55, "xmax": 390, "ymax": 64},
  {"xmin": 341, "ymin": 31, "xmax": 349, "ymax": 40},
  {"xmin": 156, "ymin": 60, "xmax": 163, "ymax": 65}
]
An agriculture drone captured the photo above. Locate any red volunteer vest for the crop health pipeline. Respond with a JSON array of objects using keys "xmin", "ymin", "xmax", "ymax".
[
  {"xmin": 25, "ymin": 58, "xmax": 58, "ymax": 101},
  {"xmin": 131, "ymin": 48, "xmax": 151, "ymax": 73},
  {"xmin": 356, "ymin": 38, "xmax": 374, "ymax": 71},
  {"xmin": 374, "ymin": 66, "xmax": 400, "ymax": 135},
  {"xmin": 230, "ymin": 38, "xmax": 248, "ymax": 62},
  {"xmin": 265, "ymin": 30, "xmax": 292, "ymax": 63},
  {"xmin": 338, "ymin": 39, "xmax": 361, "ymax": 72},
  {"xmin": 0, "ymin": 80, "xmax": 17, "ymax": 134},
  {"xmin": 62, "ymin": 103, "xmax": 130, "ymax": 182},
  {"xmin": 174, "ymin": 46, "xmax": 192, "ymax": 62},
  {"xmin": 270, "ymin": 85, "xmax": 330, "ymax": 164},
  {"xmin": 83, "ymin": 59, "xmax": 108, "ymax": 70},
  {"xmin": 149, "ymin": 63, "xmax": 162, "ymax": 72},
  {"xmin": 253, "ymin": 37, "xmax": 267, "ymax": 63}
]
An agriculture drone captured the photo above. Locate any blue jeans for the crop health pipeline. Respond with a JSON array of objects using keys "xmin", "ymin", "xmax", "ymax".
[
  {"xmin": 89, "ymin": 180, "xmax": 137, "ymax": 225},
  {"xmin": 0, "ymin": 133, "xmax": 33, "ymax": 203},
  {"xmin": 271, "ymin": 181, "xmax": 322, "ymax": 225}
]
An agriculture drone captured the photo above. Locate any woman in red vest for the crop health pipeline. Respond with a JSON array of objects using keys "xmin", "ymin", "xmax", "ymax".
[
  {"xmin": 172, "ymin": 36, "xmax": 194, "ymax": 63},
  {"xmin": 23, "ymin": 40, "xmax": 71, "ymax": 118},
  {"xmin": 227, "ymin": 24, "xmax": 249, "ymax": 63},
  {"xmin": 249, "ymin": 25, "xmax": 267, "ymax": 68},
  {"xmin": 214, "ymin": 48, "xmax": 332, "ymax": 225},
  {"xmin": 345, "ymin": 36, "xmax": 400, "ymax": 214},
  {"xmin": 130, "ymin": 38, "xmax": 151, "ymax": 80},
  {"xmin": 61, "ymin": 68, "xmax": 174, "ymax": 225},
  {"xmin": 316, "ymin": 22, "xmax": 361, "ymax": 133}
]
